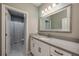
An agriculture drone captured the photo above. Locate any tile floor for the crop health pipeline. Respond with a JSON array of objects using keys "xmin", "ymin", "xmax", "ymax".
[{"xmin": 8, "ymin": 42, "xmax": 25, "ymax": 56}]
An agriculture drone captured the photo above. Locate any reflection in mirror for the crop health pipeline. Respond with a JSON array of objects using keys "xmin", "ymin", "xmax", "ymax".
[{"xmin": 39, "ymin": 6, "xmax": 71, "ymax": 32}]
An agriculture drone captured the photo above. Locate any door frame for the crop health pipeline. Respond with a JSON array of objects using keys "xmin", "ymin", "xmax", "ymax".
[{"xmin": 1, "ymin": 4, "xmax": 29, "ymax": 56}]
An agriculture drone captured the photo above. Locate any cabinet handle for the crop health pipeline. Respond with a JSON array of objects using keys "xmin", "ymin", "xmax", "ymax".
[
  {"xmin": 55, "ymin": 50, "xmax": 63, "ymax": 55},
  {"xmin": 50, "ymin": 54, "xmax": 53, "ymax": 56},
  {"xmin": 38, "ymin": 47, "xmax": 41, "ymax": 53},
  {"xmin": 30, "ymin": 52, "xmax": 34, "ymax": 56}
]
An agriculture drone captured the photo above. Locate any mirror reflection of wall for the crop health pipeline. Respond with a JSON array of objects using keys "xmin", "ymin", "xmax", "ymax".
[
  {"xmin": 40, "ymin": 17, "xmax": 51, "ymax": 30},
  {"xmin": 50, "ymin": 9, "xmax": 67, "ymax": 30}
]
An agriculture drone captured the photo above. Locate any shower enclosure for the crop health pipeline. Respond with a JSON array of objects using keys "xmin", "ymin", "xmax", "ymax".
[
  {"xmin": 7, "ymin": 9, "xmax": 25, "ymax": 56},
  {"xmin": 10, "ymin": 16, "xmax": 24, "ymax": 47},
  {"xmin": 10, "ymin": 15, "xmax": 24, "ymax": 56}
]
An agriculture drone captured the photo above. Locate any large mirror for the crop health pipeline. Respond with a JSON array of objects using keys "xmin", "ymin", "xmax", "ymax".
[{"xmin": 39, "ymin": 6, "xmax": 71, "ymax": 32}]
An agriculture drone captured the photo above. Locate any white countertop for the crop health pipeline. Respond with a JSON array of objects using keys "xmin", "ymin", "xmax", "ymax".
[{"xmin": 31, "ymin": 34, "xmax": 79, "ymax": 55}]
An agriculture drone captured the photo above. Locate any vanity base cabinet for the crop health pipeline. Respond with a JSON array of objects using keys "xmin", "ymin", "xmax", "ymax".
[
  {"xmin": 30, "ymin": 38, "xmax": 50, "ymax": 56},
  {"xmin": 30, "ymin": 37, "xmax": 73, "ymax": 56},
  {"xmin": 37, "ymin": 41, "xmax": 50, "ymax": 56},
  {"xmin": 30, "ymin": 38, "xmax": 39, "ymax": 56}
]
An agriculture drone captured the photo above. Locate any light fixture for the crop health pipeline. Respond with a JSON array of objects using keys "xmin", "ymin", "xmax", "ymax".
[
  {"xmin": 48, "ymin": 6, "xmax": 52, "ymax": 10},
  {"xmin": 52, "ymin": 3, "xmax": 56, "ymax": 7},
  {"xmin": 42, "ymin": 10, "xmax": 44, "ymax": 14},
  {"xmin": 45, "ymin": 8, "xmax": 48, "ymax": 12}
]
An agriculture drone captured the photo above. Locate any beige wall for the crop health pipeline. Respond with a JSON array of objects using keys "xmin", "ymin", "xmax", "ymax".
[{"xmin": 38, "ymin": 3, "xmax": 79, "ymax": 39}]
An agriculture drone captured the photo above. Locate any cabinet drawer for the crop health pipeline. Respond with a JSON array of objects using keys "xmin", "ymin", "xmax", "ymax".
[{"xmin": 50, "ymin": 46, "xmax": 72, "ymax": 56}]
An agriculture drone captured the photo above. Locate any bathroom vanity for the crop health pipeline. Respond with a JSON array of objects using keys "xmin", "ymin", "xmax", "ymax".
[
  {"xmin": 29, "ymin": 3, "xmax": 79, "ymax": 56},
  {"xmin": 29, "ymin": 34, "xmax": 79, "ymax": 56}
]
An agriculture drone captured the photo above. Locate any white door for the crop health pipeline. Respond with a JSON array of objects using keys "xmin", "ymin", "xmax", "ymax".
[{"xmin": 5, "ymin": 9, "xmax": 11, "ymax": 55}]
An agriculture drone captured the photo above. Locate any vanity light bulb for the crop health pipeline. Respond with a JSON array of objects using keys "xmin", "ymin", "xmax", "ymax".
[
  {"xmin": 52, "ymin": 3, "xmax": 56, "ymax": 7},
  {"xmin": 45, "ymin": 8, "xmax": 48, "ymax": 12},
  {"xmin": 41, "ymin": 10, "xmax": 45, "ymax": 16},
  {"xmin": 48, "ymin": 6, "xmax": 52, "ymax": 10},
  {"xmin": 44, "ymin": 8, "xmax": 48, "ymax": 15},
  {"xmin": 42, "ymin": 11, "xmax": 44, "ymax": 14}
]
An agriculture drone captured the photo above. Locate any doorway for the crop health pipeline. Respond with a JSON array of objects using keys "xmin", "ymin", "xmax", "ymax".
[{"xmin": 5, "ymin": 6, "xmax": 27, "ymax": 56}]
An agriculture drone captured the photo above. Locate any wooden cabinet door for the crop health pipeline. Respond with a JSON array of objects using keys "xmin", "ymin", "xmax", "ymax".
[
  {"xmin": 30, "ymin": 38, "xmax": 50, "ymax": 56},
  {"xmin": 30, "ymin": 38, "xmax": 39, "ymax": 56},
  {"xmin": 37, "ymin": 41, "xmax": 50, "ymax": 56}
]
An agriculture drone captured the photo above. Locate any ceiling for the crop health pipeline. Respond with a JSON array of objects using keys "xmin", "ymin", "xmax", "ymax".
[{"xmin": 33, "ymin": 3, "xmax": 42, "ymax": 7}]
